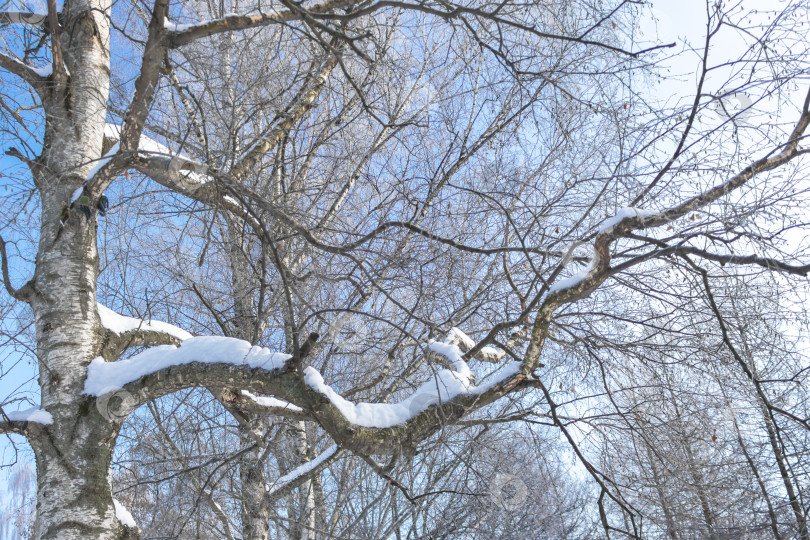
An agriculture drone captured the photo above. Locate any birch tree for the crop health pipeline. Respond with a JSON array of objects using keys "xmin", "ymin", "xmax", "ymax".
[{"xmin": 0, "ymin": 0, "xmax": 809, "ymax": 538}]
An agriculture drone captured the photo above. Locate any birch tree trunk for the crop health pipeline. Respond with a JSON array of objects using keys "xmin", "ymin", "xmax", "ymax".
[{"xmin": 25, "ymin": 0, "xmax": 130, "ymax": 536}]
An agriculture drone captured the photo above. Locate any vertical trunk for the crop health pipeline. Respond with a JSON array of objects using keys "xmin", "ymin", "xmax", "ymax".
[
  {"xmin": 33, "ymin": 428, "xmax": 130, "ymax": 540},
  {"xmin": 29, "ymin": 0, "xmax": 120, "ymax": 535},
  {"xmin": 32, "ymin": 148, "xmax": 128, "ymax": 540},
  {"xmin": 293, "ymin": 421, "xmax": 317, "ymax": 540},
  {"xmin": 239, "ymin": 428, "xmax": 272, "ymax": 540},
  {"xmin": 224, "ymin": 220, "xmax": 274, "ymax": 540}
]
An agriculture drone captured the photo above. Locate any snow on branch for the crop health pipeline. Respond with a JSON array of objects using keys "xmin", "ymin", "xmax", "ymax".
[
  {"xmin": 84, "ymin": 336, "xmax": 291, "ymax": 396},
  {"xmin": 297, "ymin": 326, "xmax": 520, "ymax": 430},
  {"xmin": 242, "ymin": 390, "xmax": 304, "ymax": 413},
  {"xmin": 78, "ymin": 325, "xmax": 526, "ymax": 454},
  {"xmin": 0, "ymin": 52, "xmax": 50, "ymax": 84},
  {"xmin": 1, "ymin": 407, "xmax": 53, "ymax": 425},
  {"xmin": 264, "ymin": 444, "xmax": 342, "ymax": 500},
  {"xmin": 547, "ymin": 258, "xmax": 595, "ymax": 295},
  {"xmin": 426, "ymin": 340, "xmax": 474, "ymax": 382},
  {"xmin": 84, "ymin": 123, "xmax": 212, "ymax": 190},
  {"xmin": 542, "ymin": 207, "xmax": 656, "ymax": 301},
  {"xmin": 97, "ymin": 303, "xmax": 192, "ymax": 342},
  {"xmin": 113, "ymin": 499, "xmax": 137, "ymax": 528},
  {"xmin": 544, "ymin": 208, "xmax": 654, "ymax": 297},
  {"xmin": 597, "ymin": 207, "xmax": 656, "ymax": 234},
  {"xmin": 526, "ymin": 102, "xmax": 810, "ymax": 370},
  {"xmin": 80, "ymin": 143, "xmax": 120, "ymax": 186},
  {"xmin": 304, "ymin": 358, "xmax": 521, "ymax": 429},
  {"xmin": 442, "ymin": 326, "xmax": 506, "ymax": 364}
]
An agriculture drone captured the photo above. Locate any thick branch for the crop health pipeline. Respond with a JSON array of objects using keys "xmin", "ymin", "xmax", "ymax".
[
  {"xmin": 0, "ymin": 419, "xmax": 32, "ymax": 436},
  {"xmin": 97, "ymin": 303, "xmax": 192, "ymax": 359},
  {"xmin": 132, "ymin": 156, "xmax": 260, "ymax": 226},
  {"xmin": 0, "ymin": 407, "xmax": 52, "ymax": 437},
  {"xmin": 102, "ymin": 328, "xmax": 186, "ymax": 360},
  {"xmin": 85, "ymin": 335, "xmax": 530, "ymax": 455},
  {"xmin": 216, "ymin": 388, "xmax": 309, "ymax": 420}
]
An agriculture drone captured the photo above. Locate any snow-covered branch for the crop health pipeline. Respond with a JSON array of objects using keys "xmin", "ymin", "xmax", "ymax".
[
  {"xmin": 82, "ymin": 328, "xmax": 530, "ymax": 454},
  {"xmin": 85, "ymin": 123, "xmax": 214, "ymax": 212},
  {"xmin": 84, "ymin": 336, "xmax": 291, "ymax": 396},
  {"xmin": 433, "ymin": 327, "xmax": 507, "ymax": 364},
  {"xmin": 235, "ymin": 390, "xmax": 309, "ymax": 420},
  {"xmin": 0, "ymin": 407, "xmax": 53, "ymax": 435},
  {"xmin": 264, "ymin": 444, "xmax": 343, "ymax": 503},
  {"xmin": 97, "ymin": 303, "xmax": 192, "ymax": 358}
]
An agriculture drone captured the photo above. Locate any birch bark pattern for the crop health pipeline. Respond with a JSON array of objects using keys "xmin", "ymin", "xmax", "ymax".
[{"xmin": 28, "ymin": 0, "xmax": 131, "ymax": 535}]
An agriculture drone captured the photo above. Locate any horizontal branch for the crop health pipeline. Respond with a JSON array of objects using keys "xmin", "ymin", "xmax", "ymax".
[
  {"xmin": 84, "ymin": 334, "xmax": 530, "ymax": 455},
  {"xmin": 97, "ymin": 303, "xmax": 192, "ymax": 359},
  {"xmin": 132, "ymin": 156, "xmax": 259, "ymax": 224},
  {"xmin": 0, "ymin": 407, "xmax": 53, "ymax": 436},
  {"xmin": 645, "ymin": 243, "xmax": 810, "ymax": 276},
  {"xmin": 0, "ymin": 420, "xmax": 28, "ymax": 435},
  {"xmin": 215, "ymin": 389, "xmax": 309, "ymax": 420}
]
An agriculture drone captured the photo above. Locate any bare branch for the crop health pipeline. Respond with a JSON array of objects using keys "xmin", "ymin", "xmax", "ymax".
[
  {"xmin": 0, "ymin": 234, "xmax": 34, "ymax": 302},
  {"xmin": 228, "ymin": 55, "xmax": 338, "ymax": 182},
  {"xmin": 166, "ymin": 0, "xmax": 357, "ymax": 47}
]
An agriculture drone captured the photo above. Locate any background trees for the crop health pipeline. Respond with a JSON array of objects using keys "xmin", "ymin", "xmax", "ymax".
[{"xmin": 0, "ymin": 0, "xmax": 809, "ymax": 538}]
